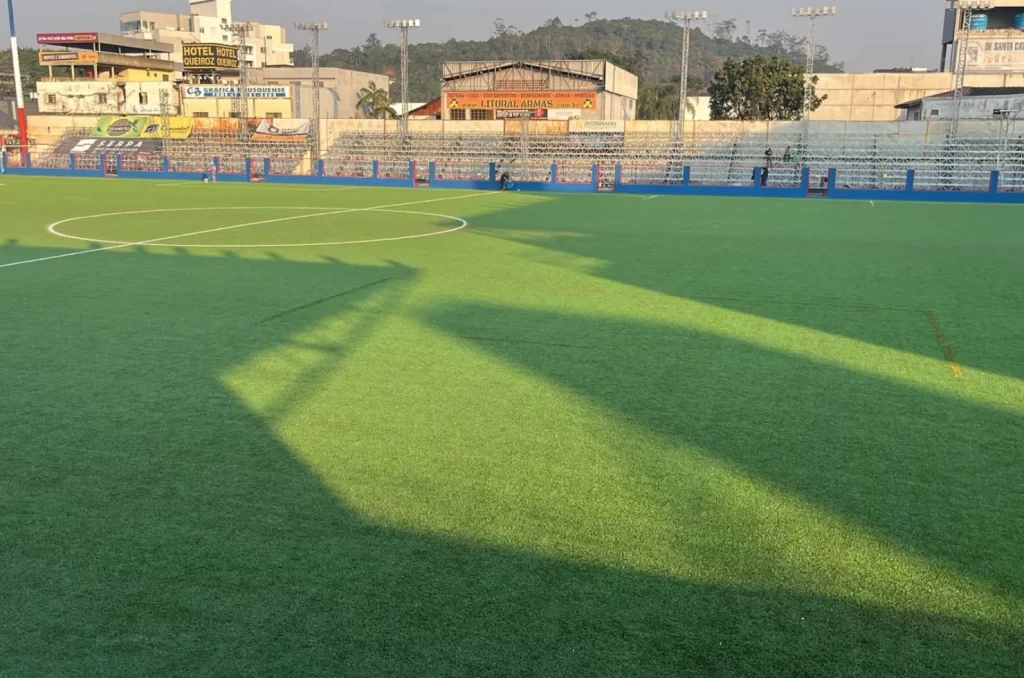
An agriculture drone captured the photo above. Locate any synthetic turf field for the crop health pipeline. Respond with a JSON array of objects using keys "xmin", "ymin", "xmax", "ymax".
[{"xmin": 1, "ymin": 176, "xmax": 1023, "ymax": 676}]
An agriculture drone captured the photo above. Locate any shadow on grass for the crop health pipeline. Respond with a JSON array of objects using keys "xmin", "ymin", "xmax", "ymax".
[
  {"xmin": 468, "ymin": 195, "xmax": 1024, "ymax": 381},
  {"xmin": 1, "ymin": 243, "xmax": 1021, "ymax": 676},
  {"xmin": 421, "ymin": 303, "xmax": 1024, "ymax": 637}
]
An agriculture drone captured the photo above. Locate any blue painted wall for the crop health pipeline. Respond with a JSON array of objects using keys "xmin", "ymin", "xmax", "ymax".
[{"xmin": 7, "ymin": 154, "xmax": 1024, "ymax": 204}]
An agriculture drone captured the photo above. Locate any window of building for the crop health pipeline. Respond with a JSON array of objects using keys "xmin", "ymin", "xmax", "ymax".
[
  {"xmin": 193, "ymin": 112, "xmax": 209, "ymax": 118},
  {"xmin": 46, "ymin": 94, "xmax": 57, "ymax": 105},
  {"xmin": 222, "ymin": 35, "xmax": 228, "ymax": 42},
  {"xmin": 162, "ymin": 74, "xmax": 169, "ymax": 82},
  {"xmin": 200, "ymin": 28, "xmax": 205, "ymax": 33},
  {"xmin": 139, "ymin": 92, "xmax": 149, "ymax": 105},
  {"xmin": 930, "ymin": 109, "xmax": 940, "ymax": 117},
  {"xmin": 267, "ymin": 112, "xmax": 282, "ymax": 118},
  {"xmin": 97, "ymin": 94, "xmax": 108, "ymax": 104},
  {"xmin": 449, "ymin": 109, "xmax": 466, "ymax": 120},
  {"xmin": 229, "ymin": 112, "xmax": 243, "ymax": 118},
  {"xmin": 912, "ymin": 111, "xmax": 921, "ymax": 121},
  {"xmin": 470, "ymin": 109, "xmax": 490, "ymax": 121},
  {"xmin": 261, "ymin": 47, "xmax": 266, "ymax": 53}
]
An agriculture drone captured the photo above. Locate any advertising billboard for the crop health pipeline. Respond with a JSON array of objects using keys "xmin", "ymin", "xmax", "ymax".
[
  {"xmin": 183, "ymin": 85, "xmax": 289, "ymax": 99},
  {"xmin": 446, "ymin": 91, "xmax": 597, "ymax": 110},
  {"xmin": 56, "ymin": 138, "xmax": 164, "ymax": 155},
  {"xmin": 92, "ymin": 116, "xmax": 194, "ymax": 139},
  {"xmin": 965, "ymin": 39, "xmax": 1024, "ymax": 71},
  {"xmin": 182, "ymin": 44, "xmax": 239, "ymax": 71},
  {"xmin": 495, "ymin": 109, "xmax": 548, "ymax": 119},
  {"xmin": 36, "ymin": 33, "xmax": 99, "ymax": 44},
  {"xmin": 39, "ymin": 51, "xmax": 99, "ymax": 65}
]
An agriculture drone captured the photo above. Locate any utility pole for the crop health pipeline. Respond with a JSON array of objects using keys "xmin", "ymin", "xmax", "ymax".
[
  {"xmin": 5, "ymin": 0, "xmax": 28, "ymax": 161},
  {"xmin": 296, "ymin": 22, "xmax": 328, "ymax": 174},
  {"xmin": 665, "ymin": 11, "xmax": 707, "ymax": 142},
  {"xmin": 385, "ymin": 19, "xmax": 420, "ymax": 138},
  {"xmin": 792, "ymin": 6, "xmax": 836, "ymax": 121},
  {"xmin": 950, "ymin": 0, "xmax": 993, "ymax": 140}
]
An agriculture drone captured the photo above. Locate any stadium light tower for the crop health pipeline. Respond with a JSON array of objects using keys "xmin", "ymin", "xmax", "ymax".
[
  {"xmin": 384, "ymin": 19, "xmax": 420, "ymax": 138},
  {"xmin": 792, "ymin": 6, "xmax": 837, "ymax": 120},
  {"xmin": 296, "ymin": 21, "xmax": 328, "ymax": 174},
  {"xmin": 5, "ymin": 0, "xmax": 28, "ymax": 161},
  {"xmin": 950, "ymin": 0, "xmax": 994, "ymax": 140},
  {"xmin": 665, "ymin": 11, "xmax": 707, "ymax": 141}
]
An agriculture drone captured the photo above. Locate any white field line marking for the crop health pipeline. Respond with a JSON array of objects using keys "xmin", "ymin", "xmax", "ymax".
[
  {"xmin": 52, "ymin": 209, "xmax": 469, "ymax": 249},
  {"xmin": 156, "ymin": 182, "xmax": 360, "ymax": 192},
  {"xmin": 1, "ymin": 192, "xmax": 494, "ymax": 270},
  {"xmin": 870, "ymin": 200, "xmax": 876, "ymax": 207},
  {"xmin": 640, "ymin": 195, "xmax": 659, "ymax": 201}
]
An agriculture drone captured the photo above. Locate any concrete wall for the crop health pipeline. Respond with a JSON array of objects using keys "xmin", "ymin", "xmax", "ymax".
[
  {"xmin": 181, "ymin": 95, "xmax": 293, "ymax": 118},
  {"xmin": 813, "ymin": 72, "xmax": 1024, "ymax": 121},
  {"xmin": 603, "ymin": 63, "xmax": 639, "ymax": 100},
  {"xmin": 37, "ymin": 81, "xmax": 178, "ymax": 115},
  {"xmin": 261, "ymin": 67, "xmax": 391, "ymax": 119},
  {"xmin": 27, "ymin": 115, "xmax": 101, "ymax": 145},
  {"xmin": 22, "ymin": 114, "xmax": 1014, "ymax": 150},
  {"xmin": 596, "ymin": 92, "xmax": 637, "ymax": 121}
]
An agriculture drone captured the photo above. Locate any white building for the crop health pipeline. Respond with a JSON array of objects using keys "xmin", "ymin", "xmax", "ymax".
[
  {"xmin": 120, "ymin": 0, "xmax": 294, "ymax": 70},
  {"xmin": 895, "ymin": 87, "xmax": 1024, "ymax": 121}
]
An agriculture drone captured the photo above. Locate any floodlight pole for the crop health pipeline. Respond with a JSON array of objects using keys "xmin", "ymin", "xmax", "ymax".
[
  {"xmin": 950, "ymin": 0, "xmax": 993, "ymax": 140},
  {"xmin": 385, "ymin": 19, "xmax": 420, "ymax": 138},
  {"xmin": 230, "ymin": 22, "xmax": 253, "ymax": 146},
  {"xmin": 792, "ymin": 6, "xmax": 836, "ymax": 121},
  {"xmin": 296, "ymin": 21, "xmax": 328, "ymax": 174},
  {"xmin": 5, "ymin": 0, "xmax": 28, "ymax": 159},
  {"xmin": 666, "ymin": 11, "xmax": 707, "ymax": 142}
]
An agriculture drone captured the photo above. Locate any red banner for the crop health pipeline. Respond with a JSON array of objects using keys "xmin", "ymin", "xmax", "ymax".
[{"xmin": 37, "ymin": 33, "xmax": 99, "ymax": 44}]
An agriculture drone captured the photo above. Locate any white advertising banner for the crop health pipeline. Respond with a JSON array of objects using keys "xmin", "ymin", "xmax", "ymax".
[
  {"xmin": 183, "ymin": 85, "xmax": 290, "ymax": 99},
  {"xmin": 547, "ymin": 108, "xmax": 583, "ymax": 121},
  {"xmin": 569, "ymin": 119, "xmax": 625, "ymax": 133},
  {"xmin": 964, "ymin": 39, "xmax": 1024, "ymax": 71}
]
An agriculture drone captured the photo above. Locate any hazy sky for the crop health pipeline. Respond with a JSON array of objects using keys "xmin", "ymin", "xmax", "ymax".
[{"xmin": 10, "ymin": 0, "xmax": 945, "ymax": 72}]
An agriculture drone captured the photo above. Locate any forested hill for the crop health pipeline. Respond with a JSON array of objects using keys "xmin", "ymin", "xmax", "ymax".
[{"xmin": 306, "ymin": 17, "xmax": 843, "ymax": 109}]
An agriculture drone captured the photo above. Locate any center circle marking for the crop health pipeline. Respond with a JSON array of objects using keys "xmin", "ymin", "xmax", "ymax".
[{"xmin": 46, "ymin": 206, "xmax": 469, "ymax": 248}]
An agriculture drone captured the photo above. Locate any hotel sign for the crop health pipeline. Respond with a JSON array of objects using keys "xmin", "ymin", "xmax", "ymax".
[{"xmin": 182, "ymin": 44, "xmax": 239, "ymax": 71}]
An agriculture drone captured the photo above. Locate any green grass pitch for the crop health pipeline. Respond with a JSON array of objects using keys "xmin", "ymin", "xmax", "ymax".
[{"xmin": 1, "ymin": 176, "xmax": 1022, "ymax": 676}]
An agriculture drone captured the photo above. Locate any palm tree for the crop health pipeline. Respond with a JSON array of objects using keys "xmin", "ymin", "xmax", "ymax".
[{"xmin": 357, "ymin": 82, "xmax": 397, "ymax": 119}]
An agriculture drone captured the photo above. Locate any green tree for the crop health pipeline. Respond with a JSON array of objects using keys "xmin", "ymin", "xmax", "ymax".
[
  {"xmin": 708, "ymin": 55, "xmax": 824, "ymax": 121},
  {"xmin": 0, "ymin": 48, "xmax": 47, "ymax": 94},
  {"xmin": 357, "ymin": 81, "xmax": 397, "ymax": 119},
  {"xmin": 318, "ymin": 18, "xmax": 842, "ymax": 104},
  {"xmin": 637, "ymin": 79, "xmax": 700, "ymax": 120},
  {"xmin": 713, "ymin": 19, "xmax": 737, "ymax": 42}
]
